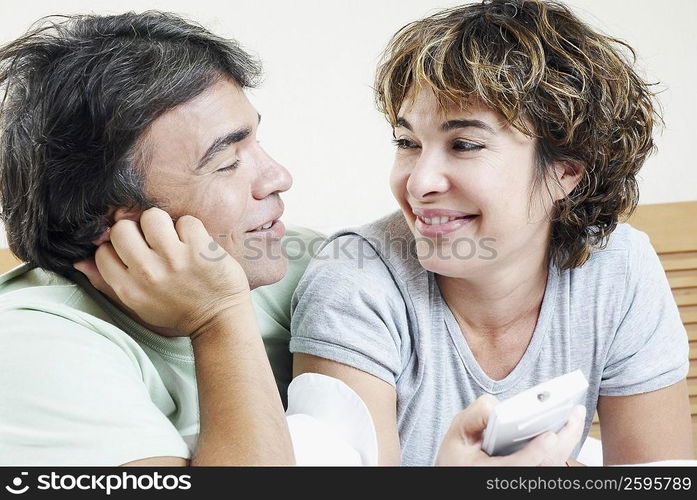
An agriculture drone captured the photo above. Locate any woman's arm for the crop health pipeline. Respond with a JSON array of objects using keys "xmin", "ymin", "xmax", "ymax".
[
  {"xmin": 293, "ymin": 353, "xmax": 402, "ymax": 465},
  {"xmin": 292, "ymin": 353, "xmax": 586, "ymax": 466},
  {"xmin": 597, "ymin": 379, "xmax": 693, "ymax": 464}
]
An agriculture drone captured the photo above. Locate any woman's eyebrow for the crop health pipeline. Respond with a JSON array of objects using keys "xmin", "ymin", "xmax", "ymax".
[
  {"xmin": 396, "ymin": 117, "xmax": 412, "ymax": 130},
  {"xmin": 395, "ymin": 117, "xmax": 495, "ymax": 134},
  {"xmin": 442, "ymin": 119, "xmax": 495, "ymax": 134}
]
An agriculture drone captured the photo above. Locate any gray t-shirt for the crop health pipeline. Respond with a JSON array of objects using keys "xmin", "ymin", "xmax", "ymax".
[{"xmin": 290, "ymin": 211, "xmax": 689, "ymax": 465}]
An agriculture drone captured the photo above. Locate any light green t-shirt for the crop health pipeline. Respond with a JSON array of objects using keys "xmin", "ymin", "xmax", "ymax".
[{"xmin": 0, "ymin": 226, "xmax": 322, "ymax": 466}]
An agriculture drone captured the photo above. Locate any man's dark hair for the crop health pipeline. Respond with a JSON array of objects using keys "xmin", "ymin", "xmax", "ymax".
[{"xmin": 0, "ymin": 11, "xmax": 261, "ymax": 276}]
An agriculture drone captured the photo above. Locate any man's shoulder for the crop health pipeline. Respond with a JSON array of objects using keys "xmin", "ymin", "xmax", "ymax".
[
  {"xmin": 253, "ymin": 224, "xmax": 327, "ymax": 316},
  {"xmin": 0, "ymin": 264, "xmax": 113, "ymax": 323},
  {"xmin": 0, "ymin": 265, "xmax": 154, "ymax": 365}
]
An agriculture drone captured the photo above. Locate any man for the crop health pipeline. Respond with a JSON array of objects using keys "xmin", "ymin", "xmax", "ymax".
[{"xmin": 0, "ymin": 11, "xmax": 319, "ymax": 466}]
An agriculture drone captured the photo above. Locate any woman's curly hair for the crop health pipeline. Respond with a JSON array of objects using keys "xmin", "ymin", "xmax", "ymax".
[{"xmin": 375, "ymin": 0, "xmax": 659, "ymax": 271}]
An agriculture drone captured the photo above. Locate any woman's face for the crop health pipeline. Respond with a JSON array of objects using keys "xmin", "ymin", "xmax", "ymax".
[{"xmin": 390, "ymin": 88, "xmax": 576, "ymax": 279}]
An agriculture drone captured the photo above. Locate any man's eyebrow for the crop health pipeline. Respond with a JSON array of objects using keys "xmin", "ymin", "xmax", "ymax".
[
  {"xmin": 442, "ymin": 119, "xmax": 495, "ymax": 134},
  {"xmin": 196, "ymin": 113, "xmax": 261, "ymax": 170}
]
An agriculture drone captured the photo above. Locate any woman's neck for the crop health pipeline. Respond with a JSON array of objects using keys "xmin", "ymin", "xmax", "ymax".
[{"xmin": 437, "ymin": 251, "xmax": 550, "ymax": 340}]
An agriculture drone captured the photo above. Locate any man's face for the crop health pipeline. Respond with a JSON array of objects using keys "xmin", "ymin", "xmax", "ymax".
[{"xmin": 141, "ymin": 77, "xmax": 292, "ymax": 289}]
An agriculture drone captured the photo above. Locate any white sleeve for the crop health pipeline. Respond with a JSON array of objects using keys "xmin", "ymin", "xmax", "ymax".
[
  {"xmin": 0, "ymin": 309, "xmax": 190, "ymax": 466},
  {"xmin": 286, "ymin": 373, "xmax": 378, "ymax": 466}
]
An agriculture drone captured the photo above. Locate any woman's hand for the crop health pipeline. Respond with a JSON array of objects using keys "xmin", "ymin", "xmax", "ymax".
[
  {"xmin": 435, "ymin": 395, "xmax": 587, "ymax": 466},
  {"xmin": 74, "ymin": 207, "xmax": 250, "ymax": 338}
]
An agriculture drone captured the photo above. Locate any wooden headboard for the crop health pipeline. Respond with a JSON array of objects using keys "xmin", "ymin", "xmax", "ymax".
[
  {"xmin": 0, "ymin": 247, "xmax": 20, "ymax": 273},
  {"xmin": 588, "ymin": 201, "xmax": 697, "ymax": 457}
]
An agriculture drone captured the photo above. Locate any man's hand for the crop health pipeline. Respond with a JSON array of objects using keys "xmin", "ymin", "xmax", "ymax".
[
  {"xmin": 435, "ymin": 395, "xmax": 586, "ymax": 465},
  {"xmin": 74, "ymin": 207, "xmax": 250, "ymax": 338},
  {"xmin": 73, "ymin": 207, "xmax": 294, "ymax": 465}
]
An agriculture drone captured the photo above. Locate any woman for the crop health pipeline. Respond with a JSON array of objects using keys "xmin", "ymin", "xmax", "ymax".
[{"xmin": 290, "ymin": 0, "xmax": 693, "ymax": 465}]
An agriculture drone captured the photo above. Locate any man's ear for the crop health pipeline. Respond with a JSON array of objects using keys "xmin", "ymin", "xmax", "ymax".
[
  {"xmin": 553, "ymin": 160, "xmax": 585, "ymax": 201},
  {"xmin": 110, "ymin": 206, "xmax": 143, "ymax": 224},
  {"xmin": 91, "ymin": 206, "xmax": 143, "ymax": 245}
]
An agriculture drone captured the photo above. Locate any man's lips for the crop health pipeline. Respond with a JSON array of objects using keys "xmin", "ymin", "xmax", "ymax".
[
  {"xmin": 246, "ymin": 210, "xmax": 285, "ymax": 233},
  {"xmin": 244, "ymin": 209, "xmax": 286, "ymax": 240},
  {"xmin": 244, "ymin": 219, "xmax": 285, "ymax": 240}
]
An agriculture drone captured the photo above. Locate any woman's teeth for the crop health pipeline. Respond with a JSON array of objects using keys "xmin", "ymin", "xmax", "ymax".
[{"xmin": 420, "ymin": 216, "xmax": 468, "ymax": 225}]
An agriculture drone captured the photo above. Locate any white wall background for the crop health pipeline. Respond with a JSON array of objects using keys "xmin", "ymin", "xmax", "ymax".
[{"xmin": 0, "ymin": 0, "xmax": 695, "ymax": 247}]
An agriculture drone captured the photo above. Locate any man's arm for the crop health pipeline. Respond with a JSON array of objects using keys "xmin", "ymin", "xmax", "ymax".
[
  {"xmin": 78, "ymin": 208, "xmax": 293, "ymax": 466},
  {"xmin": 191, "ymin": 303, "xmax": 292, "ymax": 465},
  {"xmin": 126, "ymin": 303, "xmax": 292, "ymax": 466},
  {"xmin": 597, "ymin": 380, "xmax": 694, "ymax": 464}
]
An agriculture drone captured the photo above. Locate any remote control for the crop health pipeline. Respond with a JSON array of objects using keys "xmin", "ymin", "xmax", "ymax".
[{"xmin": 481, "ymin": 370, "xmax": 589, "ymax": 456}]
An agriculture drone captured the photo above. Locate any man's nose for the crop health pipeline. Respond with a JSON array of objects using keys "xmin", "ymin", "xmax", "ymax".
[{"xmin": 252, "ymin": 150, "xmax": 293, "ymax": 200}]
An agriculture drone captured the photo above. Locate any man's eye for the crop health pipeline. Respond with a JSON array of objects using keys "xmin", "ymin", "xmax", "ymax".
[
  {"xmin": 453, "ymin": 140, "xmax": 484, "ymax": 152},
  {"xmin": 217, "ymin": 160, "xmax": 240, "ymax": 173},
  {"xmin": 392, "ymin": 138, "xmax": 419, "ymax": 149}
]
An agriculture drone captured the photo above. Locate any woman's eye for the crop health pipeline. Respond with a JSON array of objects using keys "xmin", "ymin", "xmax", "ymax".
[
  {"xmin": 217, "ymin": 160, "xmax": 240, "ymax": 173},
  {"xmin": 392, "ymin": 138, "xmax": 419, "ymax": 149},
  {"xmin": 453, "ymin": 140, "xmax": 484, "ymax": 152}
]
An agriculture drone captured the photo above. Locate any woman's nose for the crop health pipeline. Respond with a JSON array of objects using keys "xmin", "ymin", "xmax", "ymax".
[{"xmin": 406, "ymin": 152, "xmax": 450, "ymax": 201}]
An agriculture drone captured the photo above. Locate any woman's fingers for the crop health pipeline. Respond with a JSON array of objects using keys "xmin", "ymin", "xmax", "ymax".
[
  {"xmin": 93, "ymin": 242, "xmax": 132, "ymax": 299},
  {"xmin": 452, "ymin": 394, "xmax": 499, "ymax": 440},
  {"xmin": 73, "ymin": 258, "xmax": 111, "ymax": 296},
  {"xmin": 492, "ymin": 405, "xmax": 587, "ymax": 466},
  {"xmin": 175, "ymin": 214, "xmax": 211, "ymax": 246},
  {"xmin": 494, "ymin": 432, "xmax": 559, "ymax": 466},
  {"xmin": 553, "ymin": 405, "xmax": 587, "ymax": 461},
  {"xmin": 435, "ymin": 394, "xmax": 499, "ymax": 465}
]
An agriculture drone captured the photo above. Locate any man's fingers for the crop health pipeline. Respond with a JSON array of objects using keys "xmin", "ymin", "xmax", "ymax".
[
  {"xmin": 108, "ymin": 219, "xmax": 154, "ymax": 268},
  {"xmin": 139, "ymin": 207, "xmax": 182, "ymax": 257},
  {"xmin": 175, "ymin": 215, "xmax": 211, "ymax": 246}
]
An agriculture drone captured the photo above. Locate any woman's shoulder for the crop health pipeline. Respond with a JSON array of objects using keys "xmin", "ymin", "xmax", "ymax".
[
  {"xmin": 570, "ymin": 222, "xmax": 661, "ymax": 288},
  {"xmin": 311, "ymin": 211, "xmax": 425, "ymax": 284},
  {"xmin": 586, "ymin": 223, "xmax": 655, "ymax": 265}
]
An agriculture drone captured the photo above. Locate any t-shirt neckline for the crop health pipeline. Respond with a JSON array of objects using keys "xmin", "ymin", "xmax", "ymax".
[
  {"xmin": 67, "ymin": 270, "xmax": 195, "ymax": 361},
  {"xmin": 436, "ymin": 260, "xmax": 559, "ymax": 394}
]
